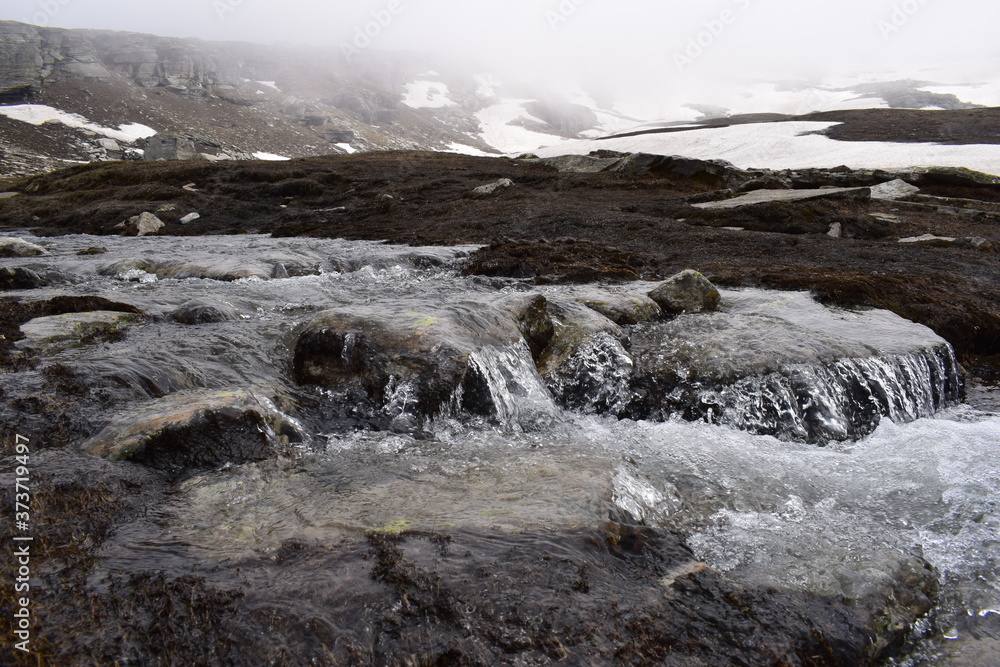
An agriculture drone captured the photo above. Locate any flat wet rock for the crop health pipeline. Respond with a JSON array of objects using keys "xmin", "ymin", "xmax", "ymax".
[
  {"xmin": 15, "ymin": 310, "xmax": 144, "ymax": 355},
  {"xmin": 84, "ymin": 388, "xmax": 293, "ymax": 474}
]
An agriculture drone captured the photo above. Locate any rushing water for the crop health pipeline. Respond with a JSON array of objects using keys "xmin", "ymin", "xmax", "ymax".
[{"xmin": 6, "ymin": 233, "xmax": 1000, "ymax": 663}]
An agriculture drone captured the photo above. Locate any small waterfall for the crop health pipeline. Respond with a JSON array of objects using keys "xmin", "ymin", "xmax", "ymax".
[
  {"xmin": 641, "ymin": 343, "xmax": 964, "ymax": 443},
  {"xmin": 546, "ymin": 332, "xmax": 634, "ymax": 415},
  {"xmin": 711, "ymin": 344, "xmax": 963, "ymax": 442},
  {"xmin": 450, "ymin": 342, "xmax": 560, "ymax": 429}
]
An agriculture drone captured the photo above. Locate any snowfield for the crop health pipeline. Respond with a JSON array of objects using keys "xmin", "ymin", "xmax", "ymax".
[{"xmin": 536, "ymin": 121, "xmax": 1000, "ymax": 176}]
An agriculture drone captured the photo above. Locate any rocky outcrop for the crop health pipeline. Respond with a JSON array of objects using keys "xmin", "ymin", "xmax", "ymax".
[
  {"xmin": 83, "ymin": 389, "xmax": 294, "ymax": 474},
  {"xmin": 0, "ymin": 21, "xmax": 41, "ymax": 101},
  {"xmin": 692, "ymin": 186, "xmax": 872, "ymax": 210},
  {"xmin": 648, "ymin": 270, "xmax": 721, "ymax": 314}
]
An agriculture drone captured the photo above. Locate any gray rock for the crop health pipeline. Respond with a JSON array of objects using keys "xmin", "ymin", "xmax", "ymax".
[
  {"xmin": 143, "ymin": 134, "xmax": 197, "ymax": 161},
  {"xmin": 0, "ymin": 266, "xmax": 45, "ymax": 290},
  {"xmin": 0, "ymin": 236, "xmax": 48, "ymax": 256},
  {"xmin": 606, "ymin": 153, "xmax": 742, "ymax": 190},
  {"xmin": 0, "ymin": 192, "xmax": 19, "ymax": 199},
  {"xmin": 571, "ymin": 291, "xmax": 662, "ymax": 325},
  {"xmin": 0, "ymin": 22, "xmax": 42, "ymax": 99},
  {"xmin": 537, "ymin": 155, "xmax": 621, "ymax": 173},
  {"xmin": 472, "ymin": 178, "xmax": 513, "ymax": 196},
  {"xmin": 870, "ymin": 178, "xmax": 920, "ymax": 200},
  {"xmin": 692, "ymin": 186, "xmax": 871, "ymax": 210},
  {"xmin": 899, "ymin": 234, "xmax": 957, "ymax": 244},
  {"xmin": 648, "ymin": 270, "xmax": 721, "ymax": 315},
  {"xmin": 171, "ymin": 299, "xmax": 240, "ymax": 324},
  {"xmin": 83, "ymin": 389, "xmax": 294, "ymax": 474},
  {"xmin": 15, "ymin": 311, "xmax": 144, "ymax": 355},
  {"xmin": 293, "ymin": 304, "xmax": 525, "ymax": 421},
  {"xmin": 115, "ymin": 212, "xmax": 164, "ymax": 236},
  {"xmin": 827, "ymin": 223, "xmax": 843, "ymax": 238}
]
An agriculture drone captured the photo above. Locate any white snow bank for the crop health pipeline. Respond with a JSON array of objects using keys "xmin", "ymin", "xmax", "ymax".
[
  {"xmin": 402, "ymin": 81, "xmax": 457, "ymax": 109},
  {"xmin": 253, "ymin": 152, "xmax": 291, "ymax": 161},
  {"xmin": 476, "ymin": 100, "xmax": 570, "ymax": 155},
  {"xmin": 536, "ymin": 121, "xmax": 1000, "ymax": 176},
  {"xmin": 335, "ymin": 143, "xmax": 356, "ymax": 154},
  {"xmin": 0, "ymin": 104, "xmax": 157, "ymax": 143},
  {"xmin": 446, "ymin": 143, "xmax": 494, "ymax": 157}
]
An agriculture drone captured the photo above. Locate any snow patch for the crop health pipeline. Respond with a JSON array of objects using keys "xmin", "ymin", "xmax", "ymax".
[
  {"xmin": 402, "ymin": 81, "xmax": 457, "ymax": 109},
  {"xmin": 335, "ymin": 143, "xmax": 357, "ymax": 154},
  {"xmin": 475, "ymin": 100, "xmax": 569, "ymax": 155},
  {"xmin": 446, "ymin": 143, "xmax": 494, "ymax": 157},
  {"xmin": 0, "ymin": 104, "xmax": 157, "ymax": 143},
  {"xmin": 253, "ymin": 152, "xmax": 291, "ymax": 161},
  {"xmin": 256, "ymin": 80, "xmax": 280, "ymax": 91}
]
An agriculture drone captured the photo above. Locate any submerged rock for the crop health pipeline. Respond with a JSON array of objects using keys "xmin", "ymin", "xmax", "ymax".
[
  {"xmin": 171, "ymin": 298, "xmax": 240, "ymax": 324},
  {"xmin": 84, "ymin": 389, "xmax": 294, "ymax": 473},
  {"xmin": 0, "ymin": 236, "xmax": 48, "ymax": 257},
  {"xmin": 15, "ymin": 310, "xmax": 145, "ymax": 355},
  {"xmin": 648, "ymin": 269, "xmax": 721, "ymax": 315},
  {"xmin": 0, "ymin": 266, "xmax": 45, "ymax": 290}
]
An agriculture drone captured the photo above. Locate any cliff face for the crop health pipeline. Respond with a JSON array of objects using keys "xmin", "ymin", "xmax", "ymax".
[{"xmin": 0, "ymin": 21, "xmax": 277, "ymax": 99}]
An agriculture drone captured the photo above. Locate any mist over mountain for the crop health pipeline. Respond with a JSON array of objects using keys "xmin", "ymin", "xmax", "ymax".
[{"xmin": 1, "ymin": 12, "xmax": 999, "ymax": 178}]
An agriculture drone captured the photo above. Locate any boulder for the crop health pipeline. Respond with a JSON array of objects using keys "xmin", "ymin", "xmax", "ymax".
[
  {"xmin": 0, "ymin": 266, "xmax": 45, "ymax": 290},
  {"xmin": 648, "ymin": 270, "xmax": 721, "ymax": 315},
  {"xmin": 0, "ymin": 236, "xmax": 48, "ymax": 257},
  {"xmin": 83, "ymin": 389, "xmax": 294, "ymax": 474},
  {"xmin": 293, "ymin": 304, "xmax": 525, "ymax": 421},
  {"xmin": 571, "ymin": 291, "xmax": 662, "ymax": 325},
  {"xmin": 534, "ymin": 300, "xmax": 624, "ymax": 378},
  {"xmin": 143, "ymin": 134, "xmax": 197, "ymax": 161},
  {"xmin": 870, "ymin": 179, "xmax": 920, "ymax": 200},
  {"xmin": 115, "ymin": 212, "xmax": 164, "ymax": 236},
  {"xmin": 472, "ymin": 178, "xmax": 513, "ymax": 196},
  {"xmin": 16, "ymin": 311, "xmax": 144, "ymax": 355},
  {"xmin": 171, "ymin": 299, "xmax": 240, "ymax": 324},
  {"xmin": 533, "ymin": 299, "xmax": 633, "ymax": 415}
]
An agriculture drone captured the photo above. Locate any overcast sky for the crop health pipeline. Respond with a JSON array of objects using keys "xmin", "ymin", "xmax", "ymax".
[{"xmin": 4, "ymin": 0, "xmax": 999, "ymax": 91}]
